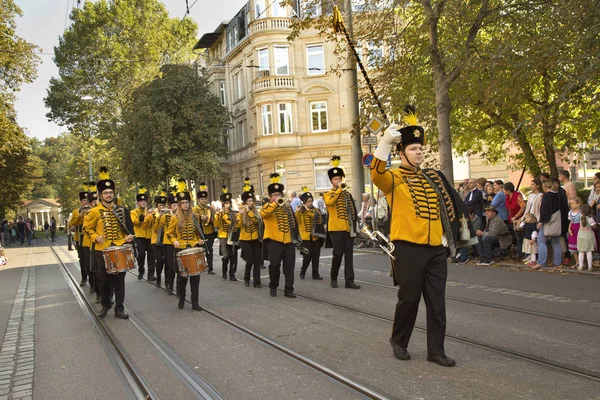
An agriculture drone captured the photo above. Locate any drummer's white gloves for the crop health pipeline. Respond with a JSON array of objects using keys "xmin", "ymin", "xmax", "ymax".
[{"xmin": 374, "ymin": 124, "xmax": 402, "ymax": 161}]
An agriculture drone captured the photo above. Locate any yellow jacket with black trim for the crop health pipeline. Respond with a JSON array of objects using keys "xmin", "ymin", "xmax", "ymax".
[
  {"xmin": 141, "ymin": 212, "xmax": 163, "ymax": 244},
  {"xmin": 370, "ymin": 158, "xmax": 444, "ymax": 246},
  {"xmin": 69, "ymin": 208, "xmax": 83, "ymax": 243},
  {"xmin": 214, "ymin": 210, "xmax": 236, "ymax": 239},
  {"xmin": 324, "ymin": 188, "xmax": 357, "ymax": 232},
  {"xmin": 82, "ymin": 203, "xmax": 128, "ymax": 251},
  {"xmin": 260, "ymin": 202, "xmax": 293, "ymax": 244},
  {"xmin": 130, "ymin": 208, "xmax": 153, "ymax": 239},
  {"xmin": 165, "ymin": 214, "xmax": 202, "ymax": 249},
  {"xmin": 295, "ymin": 206, "xmax": 323, "ymax": 241},
  {"xmin": 157, "ymin": 213, "xmax": 174, "ymax": 245},
  {"xmin": 236, "ymin": 209, "xmax": 259, "ymax": 241},
  {"xmin": 192, "ymin": 205, "xmax": 216, "ymax": 235}
]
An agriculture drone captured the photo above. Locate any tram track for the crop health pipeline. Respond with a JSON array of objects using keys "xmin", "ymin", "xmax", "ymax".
[
  {"xmin": 50, "ymin": 239, "xmax": 393, "ymax": 400},
  {"xmin": 46, "ymin": 239, "xmax": 224, "ymax": 400}
]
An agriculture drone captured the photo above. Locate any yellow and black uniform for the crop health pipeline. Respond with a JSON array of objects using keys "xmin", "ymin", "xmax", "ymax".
[
  {"xmin": 165, "ymin": 180, "xmax": 203, "ymax": 310},
  {"xmin": 83, "ymin": 167, "xmax": 133, "ymax": 317},
  {"xmin": 159, "ymin": 188, "xmax": 178, "ymax": 294},
  {"xmin": 82, "ymin": 185, "xmax": 101, "ymax": 298},
  {"xmin": 324, "ymin": 156, "xmax": 360, "ymax": 289},
  {"xmin": 370, "ymin": 106, "xmax": 473, "ymax": 365},
  {"xmin": 143, "ymin": 190, "xmax": 168, "ymax": 287},
  {"xmin": 295, "ymin": 189, "xmax": 325, "ymax": 280},
  {"xmin": 130, "ymin": 186, "xmax": 155, "ymax": 281},
  {"xmin": 70, "ymin": 182, "xmax": 92, "ymax": 285},
  {"xmin": 214, "ymin": 186, "xmax": 238, "ymax": 280},
  {"xmin": 192, "ymin": 183, "xmax": 217, "ymax": 275},
  {"xmin": 260, "ymin": 173, "xmax": 298, "ymax": 297},
  {"xmin": 237, "ymin": 179, "xmax": 261, "ymax": 287}
]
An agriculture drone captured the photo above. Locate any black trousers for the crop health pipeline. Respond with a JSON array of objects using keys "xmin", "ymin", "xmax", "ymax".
[
  {"xmin": 204, "ymin": 232, "xmax": 216, "ymax": 272},
  {"xmin": 174, "ymin": 248, "xmax": 200, "ymax": 304},
  {"xmin": 153, "ymin": 245, "xmax": 165, "ymax": 283},
  {"xmin": 94, "ymin": 250, "xmax": 126, "ymax": 312},
  {"xmin": 301, "ymin": 239, "xmax": 322, "ymax": 277},
  {"xmin": 76, "ymin": 244, "xmax": 87, "ymax": 282},
  {"xmin": 135, "ymin": 238, "xmax": 155, "ymax": 277},
  {"xmin": 83, "ymin": 246, "xmax": 99, "ymax": 295},
  {"xmin": 164, "ymin": 245, "xmax": 176, "ymax": 289},
  {"xmin": 329, "ymin": 231, "xmax": 355, "ymax": 282},
  {"xmin": 266, "ymin": 240, "xmax": 295, "ymax": 295},
  {"xmin": 240, "ymin": 240, "xmax": 262, "ymax": 284},
  {"xmin": 219, "ymin": 238, "xmax": 238, "ymax": 277},
  {"xmin": 50, "ymin": 230, "xmax": 56, "ymax": 242},
  {"xmin": 390, "ymin": 241, "xmax": 448, "ymax": 357}
]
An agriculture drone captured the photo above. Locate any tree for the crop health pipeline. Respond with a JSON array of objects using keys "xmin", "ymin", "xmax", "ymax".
[
  {"xmin": 45, "ymin": 0, "xmax": 198, "ymax": 141},
  {"xmin": 118, "ymin": 63, "xmax": 230, "ymax": 188}
]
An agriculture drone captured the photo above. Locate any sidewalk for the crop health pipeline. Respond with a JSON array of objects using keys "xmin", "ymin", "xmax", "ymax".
[{"xmin": 354, "ymin": 247, "xmax": 600, "ymax": 276}]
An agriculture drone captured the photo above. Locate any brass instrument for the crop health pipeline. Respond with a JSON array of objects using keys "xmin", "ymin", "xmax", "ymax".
[
  {"xmin": 340, "ymin": 183, "xmax": 348, "ymax": 191},
  {"xmin": 361, "ymin": 226, "xmax": 395, "ymax": 260},
  {"xmin": 276, "ymin": 198, "xmax": 286, "ymax": 206},
  {"xmin": 79, "ymin": 205, "xmax": 91, "ymax": 214}
]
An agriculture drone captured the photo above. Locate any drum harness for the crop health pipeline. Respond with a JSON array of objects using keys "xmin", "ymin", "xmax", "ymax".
[{"xmin": 109, "ymin": 204, "xmax": 138, "ymax": 258}]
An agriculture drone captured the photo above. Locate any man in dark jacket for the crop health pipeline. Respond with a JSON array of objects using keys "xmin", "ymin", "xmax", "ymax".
[
  {"xmin": 552, "ymin": 177, "xmax": 571, "ymax": 265},
  {"xmin": 475, "ymin": 206, "xmax": 512, "ymax": 265},
  {"xmin": 464, "ymin": 178, "xmax": 483, "ymax": 218},
  {"xmin": 534, "ymin": 180, "xmax": 562, "ymax": 269}
]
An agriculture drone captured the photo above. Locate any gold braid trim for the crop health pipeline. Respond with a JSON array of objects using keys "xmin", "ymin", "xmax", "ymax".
[{"xmin": 424, "ymin": 170, "xmax": 456, "ymax": 222}]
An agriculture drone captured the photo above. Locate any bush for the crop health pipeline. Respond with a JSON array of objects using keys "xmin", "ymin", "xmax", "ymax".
[{"xmin": 577, "ymin": 188, "xmax": 591, "ymax": 202}]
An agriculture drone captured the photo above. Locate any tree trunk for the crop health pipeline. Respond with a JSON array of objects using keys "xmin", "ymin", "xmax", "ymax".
[
  {"xmin": 512, "ymin": 128, "xmax": 541, "ymax": 178},
  {"xmin": 435, "ymin": 82, "xmax": 454, "ymax": 183}
]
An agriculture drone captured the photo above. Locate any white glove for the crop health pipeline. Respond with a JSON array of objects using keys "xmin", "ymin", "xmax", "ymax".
[
  {"xmin": 382, "ymin": 124, "xmax": 402, "ymax": 146},
  {"xmin": 531, "ymin": 231, "xmax": 538, "ymax": 240}
]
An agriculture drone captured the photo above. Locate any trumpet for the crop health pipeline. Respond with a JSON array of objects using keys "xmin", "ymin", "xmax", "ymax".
[
  {"xmin": 79, "ymin": 205, "xmax": 91, "ymax": 214},
  {"xmin": 340, "ymin": 183, "xmax": 348, "ymax": 191},
  {"xmin": 276, "ymin": 198, "xmax": 286, "ymax": 206},
  {"xmin": 361, "ymin": 226, "xmax": 395, "ymax": 260}
]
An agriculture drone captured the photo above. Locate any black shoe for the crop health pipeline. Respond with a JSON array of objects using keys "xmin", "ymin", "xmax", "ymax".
[
  {"xmin": 345, "ymin": 282, "xmax": 361, "ymax": 289},
  {"xmin": 222, "ymin": 275, "xmax": 227, "ymax": 280},
  {"xmin": 97, "ymin": 307, "xmax": 110, "ymax": 318},
  {"xmin": 457, "ymin": 257, "xmax": 470, "ymax": 264},
  {"xmin": 299, "ymin": 271, "xmax": 305, "ymax": 279},
  {"xmin": 79, "ymin": 280, "xmax": 87, "ymax": 287},
  {"xmin": 155, "ymin": 280, "xmax": 161, "ymax": 288},
  {"xmin": 389, "ymin": 339, "xmax": 410, "ymax": 360},
  {"xmin": 168, "ymin": 287, "xmax": 174, "ymax": 296},
  {"xmin": 284, "ymin": 293, "xmax": 297, "ymax": 298},
  {"xmin": 270, "ymin": 288, "xmax": 277, "ymax": 297},
  {"xmin": 178, "ymin": 296, "xmax": 185, "ymax": 309},
  {"xmin": 192, "ymin": 303, "xmax": 203, "ymax": 311},
  {"xmin": 207, "ymin": 270, "xmax": 215, "ymax": 275},
  {"xmin": 313, "ymin": 276, "xmax": 323, "ymax": 280},
  {"xmin": 427, "ymin": 355, "xmax": 456, "ymax": 367},
  {"xmin": 89, "ymin": 286, "xmax": 95, "ymax": 294},
  {"xmin": 115, "ymin": 311, "xmax": 129, "ymax": 319},
  {"xmin": 253, "ymin": 282, "xmax": 262, "ymax": 288},
  {"xmin": 330, "ymin": 280, "xmax": 338, "ymax": 288},
  {"xmin": 245, "ymin": 280, "xmax": 250, "ymax": 287},
  {"xmin": 138, "ymin": 273, "xmax": 143, "ymax": 280},
  {"xmin": 148, "ymin": 275, "xmax": 157, "ymax": 282},
  {"xmin": 229, "ymin": 276, "xmax": 238, "ymax": 281}
]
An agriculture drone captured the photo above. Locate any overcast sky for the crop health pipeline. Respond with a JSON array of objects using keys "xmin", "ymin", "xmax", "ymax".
[{"xmin": 14, "ymin": 0, "xmax": 247, "ymax": 140}]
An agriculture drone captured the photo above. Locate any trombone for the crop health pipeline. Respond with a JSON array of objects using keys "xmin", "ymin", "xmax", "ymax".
[{"xmin": 361, "ymin": 226, "xmax": 396, "ymax": 260}]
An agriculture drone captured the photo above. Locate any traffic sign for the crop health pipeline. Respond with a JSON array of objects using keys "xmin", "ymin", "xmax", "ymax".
[
  {"xmin": 362, "ymin": 153, "xmax": 374, "ymax": 167},
  {"xmin": 366, "ymin": 117, "xmax": 384, "ymax": 135},
  {"xmin": 362, "ymin": 136, "xmax": 377, "ymax": 145}
]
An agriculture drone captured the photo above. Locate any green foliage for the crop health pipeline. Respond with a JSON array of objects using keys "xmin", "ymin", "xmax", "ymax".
[
  {"xmin": 118, "ymin": 64, "xmax": 230, "ymax": 188},
  {"xmin": 45, "ymin": 0, "xmax": 198, "ymax": 140}
]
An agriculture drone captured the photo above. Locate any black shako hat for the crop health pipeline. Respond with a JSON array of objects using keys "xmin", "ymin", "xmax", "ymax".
[
  {"xmin": 87, "ymin": 182, "xmax": 98, "ymax": 203},
  {"xmin": 267, "ymin": 173, "xmax": 284, "ymax": 196},
  {"xmin": 176, "ymin": 179, "xmax": 191, "ymax": 202},
  {"xmin": 167, "ymin": 186, "xmax": 177, "ymax": 205},
  {"xmin": 196, "ymin": 182, "xmax": 209, "ymax": 199},
  {"xmin": 299, "ymin": 186, "xmax": 313, "ymax": 203},
  {"xmin": 79, "ymin": 182, "xmax": 90, "ymax": 201},
  {"xmin": 219, "ymin": 185, "xmax": 232, "ymax": 203},
  {"xmin": 136, "ymin": 186, "xmax": 149, "ymax": 202},
  {"xmin": 97, "ymin": 167, "xmax": 115, "ymax": 193},
  {"xmin": 396, "ymin": 104, "xmax": 426, "ymax": 152},
  {"xmin": 241, "ymin": 178, "xmax": 254, "ymax": 203},
  {"xmin": 327, "ymin": 155, "xmax": 345, "ymax": 181},
  {"xmin": 154, "ymin": 189, "xmax": 167, "ymax": 205}
]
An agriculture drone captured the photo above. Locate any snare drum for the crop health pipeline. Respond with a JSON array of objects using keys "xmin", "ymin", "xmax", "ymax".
[
  {"xmin": 102, "ymin": 245, "xmax": 137, "ymax": 274},
  {"xmin": 176, "ymin": 247, "xmax": 207, "ymax": 277}
]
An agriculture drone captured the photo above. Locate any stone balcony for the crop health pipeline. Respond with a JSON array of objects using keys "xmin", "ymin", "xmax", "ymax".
[
  {"xmin": 251, "ymin": 75, "xmax": 298, "ymax": 94},
  {"xmin": 249, "ymin": 18, "xmax": 291, "ymax": 34}
]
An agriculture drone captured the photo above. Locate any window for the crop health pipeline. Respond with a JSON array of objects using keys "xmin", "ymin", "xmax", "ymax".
[
  {"xmin": 272, "ymin": 0, "xmax": 286, "ymax": 16},
  {"xmin": 236, "ymin": 120, "xmax": 247, "ymax": 148},
  {"xmin": 233, "ymin": 26, "xmax": 239, "ymax": 45},
  {"xmin": 274, "ymin": 46, "xmax": 289, "ymax": 75},
  {"xmin": 310, "ymin": 101, "xmax": 328, "ymax": 132},
  {"xmin": 261, "ymin": 105, "xmax": 273, "ymax": 135},
  {"xmin": 593, "ymin": 161, "xmax": 598, "ymax": 167},
  {"xmin": 258, "ymin": 48, "xmax": 269, "ymax": 71},
  {"xmin": 233, "ymin": 72, "xmax": 243, "ymax": 100},
  {"xmin": 219, "ymin": 81, "xmax": 226, "ymax": 106},
  {"xmin": 306, "ymin": 45, "xmax": 324, "ymax": 75},
  {"xmin": 368, "ymin": 42, "xmax": 383, "ymax": 68},
  {"xmin": 255, "ymin": 0, "xmax": 266, "ymax": 19},
  {"xmin": 313, "ymin": 158, "xmax": 331, "ymax": 190},
  {"xmin": 278, "ymin": 103, "xmax": 292, "ymax": 134},
  {"xmin": 227, "ymin": 30, "xmax": 234, "ymax": 51}
]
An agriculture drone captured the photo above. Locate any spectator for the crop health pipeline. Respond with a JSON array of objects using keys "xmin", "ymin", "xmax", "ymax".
[
  {"xmin": 456, "ymin": 207, "xmax": 482, "ymax": 264},
  {"xmin": 491, "ymin": 180, "xmax": 509, "ymax": 222},
  {"xmin": 477, "ymin": 178, "xmax": 487, "ymax": 198},
  {"xmin": 521, "ymin": 213, "xmax": 539, "ymax": 267},
  {"xmin": 567, "ymin": 198, "xmax": 583, "ymax": 269},
  {"xmin": 464, "ymin": 178, "xmax": 483, "ymax": 218},
  {"xmin": 534, "ymin": 180, "xmax": 562, "ymax": 270},
  {"xmin": 539, "ymin": 172, "xmax": 551, "ymax": 183},
  {"xmin": 552, "ymin": 177, "xmax": 571, "ymax": 265},
  {"xmin": 559, "ymin": 170, "xmax": 576, "ymax": 201},
  {"xmin": 587, "ymin": 172, "xmax": 600, "ymax": 206},
  {"xmin": 50, "ymin": 216, "xmax": 57, "ymax": 242},
  {"xmin": 17, "ymin": 216, "xmax": 25, "ymax": 245},
  {"xmin": 577, "ymin": 204, "xmax": 596, "ymax": 271},
  {"xmin": 25, "ymin": 219, "xmax": 33, "ymax": 246},
  {"xmin": 483, "ymin": 183, "xmax": 495, "ymax": 209},
  {"xmin": 358, "ymin": 193, "xmax": 372, "ymax": 228},
  {"xmin": 289, "ymin": 191, "xmax": 302, "ymax": 212},
  {"xmin": 43, "ymin": 221, "xmax": 50, "ymax": 238},
  {"xmin": 10, "ymin": 222, "xmax": 16, "ymax": 246},
  {"xmin": 375, "ymin": 190, "xmax": 388, "ymax": 237},
  {"xmin": 475, "ymin": 206, "xmax": 512, "ymax": 266},
  {"xmin": 314, "ymin": 193, "xmax": 327, "ymax": 224}
]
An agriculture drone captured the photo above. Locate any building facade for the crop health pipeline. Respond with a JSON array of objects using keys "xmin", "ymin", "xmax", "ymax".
[{"xmin": 194, "ymin": 1, "xmax": 360, "ymax": 199}]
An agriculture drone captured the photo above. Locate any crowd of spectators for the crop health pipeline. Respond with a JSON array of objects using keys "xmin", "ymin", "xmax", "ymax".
[{"xmin": 1, "ymin": 216, "xmax": 36, "ymax": 247}]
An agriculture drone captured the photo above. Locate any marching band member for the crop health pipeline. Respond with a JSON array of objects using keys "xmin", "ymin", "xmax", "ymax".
[
  {"xmin": 192, "ymin": 183, "xmax": 217, "ymax": 275},
  {"xmin": 143, "ymin": 189, "xmax": 168, "ymax": 288},
  {"xmin": 82, "ymin": 183, "xmax": 101, "ymax": 302},
  {"xmin": 130, "ymin": 187, "xmax": 156, "ymax": 281},
  {"xmin": 370, "ymin": 105, "xmax": 475, "ymax": 367},
  {"xmin": 165, "ymin": 180, "xmax": 204, "ymax": 311},
  {"xmin": 83, "ymin": 167, "xmax": 134, "ymax": 319},
  {"xmin": 159, "ymin": 186, "xmax": 178, "ymax": 295},
  {"xmin": 236, "ymin": 179, "xmax": 261, "ymax": 287},
  {"xmin": 295, "ymin": 187, "xmax": 325, "ymax": 280},
  {"xmin": 260, "ymin": 173, "xmax": 298, "ymax": 298},
  {"xmin": 325, "ymin": 156, "xmax": 361, "ymax": 289},
  {"xmin": 214, "ymin": 186, "xmax": 238, "ymax": 281},
  {"xmin": 70, "ymin": 182, "xmax": 91, "ymax": 286}
]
